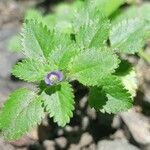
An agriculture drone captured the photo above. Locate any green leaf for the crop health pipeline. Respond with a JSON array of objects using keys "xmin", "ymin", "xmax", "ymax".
[
  {"xmin": 43, "ymin": 14, "xmax": 56, "ymax": 30},
  {"xmin": 44, "ymin": 14, "xmax": 73, "ymax": 34},
  {"xmin": 74, "ymin": 10, "xmax": 110, "ymax": 49},
  {"xmin": 8, "ymin": 34, "xmax": 22, "ymax": 53},
  {"xmin": 54, "ymin": 0, "xmax": 84, "ymax": 19},
  {"xmin": 24, "ymin": 9, "xmax": 43, "ymax": 21},
  {"xmin": 88, "ymin": 87, "xmax": 107, "ymax": 111},
  {"xmin": 87, "ymin": 0, "xmax": 125, "ymax": 17},
  {"xmin": 68, "ymin": 48, "xmax": 120, "ymax": 86},
  {"xmin": 112, "ymin": 3, "xmax": 150, "ymax": 25},
  {"xmin": 114, "ymin": 60, "xmax": 138, "ymax": 97},
  {"xmin": 139, "ymin": 49, "xmax": 150, "ymax": 64},
  {"xmin": 54, "ymin": 21, "xmax": 73, "ymax": 34},
  {"xmin": 22, "ymin": 20, "xmax": 54, "ymax": 61},
  {"xmin": 121, "ymin": 70, "xmax": 138, "ymax": 97},
  {"xmin": 0, "ymin": 88, "xmax": 44, "ymax": 140},
  {"xmin": 43, "ymin": 1, "xmax": 84, "ymax": 33},
  {"xmin": 48, "ymin": 33, "xmax": 77, "ymax": 70},
  {"xmin": 110, "ymin": 18, "xmax": 150, "ymax": 54},
  {"xmin": 89, "ymin": 75, "xmax": 133, "ymax": 114},
  {"xmin": 12, "ymin": 59, "xmax": 51, "ymax": 82},
  {"xmin": 41, "ymin": 82, "xmax": 74, "ymax": 127},
  {"xmin": 114, "ymin": 60, "xmax": 132, "ymax": 76}
]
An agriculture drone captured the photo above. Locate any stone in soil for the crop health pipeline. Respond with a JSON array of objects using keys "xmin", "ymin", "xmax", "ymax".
[
  {"xmin": 0, "ymin": 138, "xmax": 15, "ymax": 150},
  {"xmin": 86, "ymin": 106, "xmax": 97, "ymax": 120},
  {"xmin": 68, "ymin": 132, "xmax": 93, "ymax": 150},
  {"xmin": 142, "ymin": 94, "xmax": 150, "ymax": 115},
  {"xmin": 97, "ymin": 139, "xmax": 140, "ymax": 150},
  {"xmin": 136, "ymin": 59, "xmax": 150, "ymax": 114},
  {"xmin": 81, "ymin": 143, "xmax": 96, "ymax": 150},
  {"xmin": 79, "ymin": 96, "xmax": 88, "ymax": 109},
  {"xmin": 55, "ymin": 137, "xmax": 67, "ymax": 149},
  {"xmin": 79, "ymin": 132, "xmax": 93, "ymax": 148},
  {"xmin": 81, "ymin": 116, "xmax": 89, "ymax": 130},
  {"xmin": 43, "ymin": 140, "xmax": 55, "ymax": 150},
  {"xmin": 68, "ymin": 144, "xmax": 81, "ymax": 150},
  {"xmin": 120, "ymin": 109, "xmax": 150, "ymax": 149},
  {"xmin": 111, "ymin": 115, "xmax": 121, "ymax": 129},
  {"xmin": 88, "ymin": 143, "xmax": 96, "ymax": 150},
  {"xmin": 27, "ymin": 142, "xmax": 44, "ymax": 150},
  {"xmin": 110, "ymin": 129, "xmax": 127, "ymax": 142}
]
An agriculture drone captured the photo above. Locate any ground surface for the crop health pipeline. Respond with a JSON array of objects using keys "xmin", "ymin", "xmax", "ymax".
[{"xmin": 0, "ymin": 0, "xmax": 150, "ymax": 150}]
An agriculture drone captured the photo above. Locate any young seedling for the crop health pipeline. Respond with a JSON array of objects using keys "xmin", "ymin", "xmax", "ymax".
[{"xmin": 1, "ymin": 0, "xmax": 150, "ymax": 141}]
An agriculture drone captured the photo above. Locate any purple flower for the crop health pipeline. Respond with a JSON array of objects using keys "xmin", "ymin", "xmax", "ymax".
[{"xmin": 45, "ymin": 71, "xmax": 63, "ymax": 86}]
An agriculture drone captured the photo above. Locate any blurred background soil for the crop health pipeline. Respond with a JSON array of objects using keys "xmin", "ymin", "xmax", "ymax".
[{"xmin": 0, "ymin": 0, "xmax": 150, "ymax": 150}]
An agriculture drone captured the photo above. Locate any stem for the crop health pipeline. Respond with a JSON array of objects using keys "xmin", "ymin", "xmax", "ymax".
[{"xmin": 138, "ymin": 50, "xmax": 150, "ymax": 64}]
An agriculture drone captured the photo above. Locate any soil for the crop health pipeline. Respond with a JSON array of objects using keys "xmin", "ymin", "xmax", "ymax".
[{"xmin": 0, "ymin": 0, "xmax": 150, "ymax": 150}]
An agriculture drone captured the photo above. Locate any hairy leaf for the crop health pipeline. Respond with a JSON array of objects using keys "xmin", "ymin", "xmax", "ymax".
[
  {"xmin": 22, "ymin": 20, "xmax": 54, "ymax": 60},
  {"xmin": 74, "ymin": 10, "xmax": 110, "ymax": 49},
  {"xmin": 12, "ymin": 59, "xmax": 52, "ymax": 82},
  {"xmin": 88, "ymin": 87, "xmax": 107, "ymax": 111},
  {"xmin": 87, "ymin": 0, "xmax": 125, "ymax": 17},
  {"xmin": 25, "ymin": 9, "xmax": 43, "ymax": 21},
  {"xmin": 41, "ymin": 82, "xmax": 74, "ymax": 127},
  {"xmin": 48, "ymin": 33, "xmax": 77, "ymax": 70},
  {"xmin": 121, "ymin": 70, "xmax": 138, "ymax": 97},
  {"xmin": 89, "ymin": 75, "xmax": 133, "ymax": 113},
  {"xmin": 43, "ymin": 1, "xmax": 84, "ymax": 33},
  {"xmin": 110, "ymin": 18, "xmax": 150, "ymax": 54},
  {"xmin": 112, "ymin": 3, "xmax": 150, "ymax": 25},
  {"xmin": 68, "ymin": 48, "xmax": 120, "ymax": 86},
  {"xmin": 0, "ymin": 88, "xmax": 44, "ymax": 140},
  {"xmin": 114, "ymin": 60, "xmax": 138, "ymax": 97}
]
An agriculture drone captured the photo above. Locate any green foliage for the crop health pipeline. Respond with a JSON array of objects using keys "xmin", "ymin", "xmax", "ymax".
[
  {"xmin": 12, "ymin": 59, "xmax": 51, "ymax": 82},
  {"xmin": 110, "ymin": 3, "xmax": 150, "ymax": 54},
  {"xmin": 110, "ymin": 18, "xmax": 150, "ymax": 54},
  {"xmin": 41, "ymin": 82, "xmax": 74, "ymax": 126},
  {"xmin": 112, "ymin": 3, "xmax": 150, "ymax": 24},
  {"xmin": 89, "ymin": 75, "xmax": 133, "ymax": 113},
  {"xmin": 24, "ymin": 8, "xmax": 43, "ymax": 21},
  {"xmin": 2, "ymin": 0, "xmax": 150, "ymax": 141},
  {"xmin": 0, "ymin": 88, "xmax": 44, "ymax": 141},
  {"xmin": 138, "ymin": 49, "xmax": 150, "ymax": 64},
  {"xmin": 49, "ymin": 33, "xmax": 77, "ymax": 70},
  {"xmin": 44, "ymin": 1, "xmax": 84, "ymax": 33},
  {"xmin": 22, "ymin": 20, "xmax": 54, "ymax": 60},
  {"xmin": 8, "ymin": 9, "xmax": 43, "ymax": 53},
  {"xmin": 87, "ymin": 0, "xmax": 125, "ymax": 17},
  {"xmin": 68, "ymin": 48, "xmax": 120, "ymax": 86},
  {"xmin": 74, "ymin": 10, "xmax": 110, "ymax": 49},
  {"xmin": 114, "ymin": 60, "xmax": 138, "ymax": 97},
  {"xmin": 121, "ymin": 70, "xmax": 138, "ymax": 97}
]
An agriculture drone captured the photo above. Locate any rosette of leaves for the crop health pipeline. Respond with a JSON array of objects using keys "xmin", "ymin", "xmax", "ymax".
[{"xmin": 1, "ymin": 1, "xmax": 149, "ymax": 141}]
